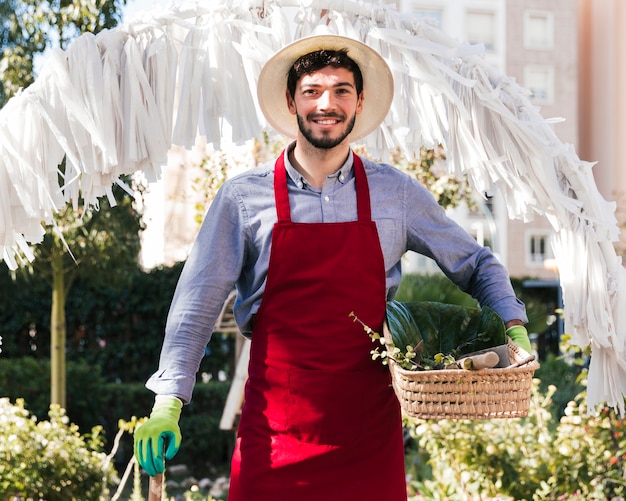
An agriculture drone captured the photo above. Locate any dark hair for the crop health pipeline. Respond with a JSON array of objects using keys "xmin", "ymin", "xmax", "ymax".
[{"xmin": 286, "ymin": 49, "xmax": 364, "ymax": 98}]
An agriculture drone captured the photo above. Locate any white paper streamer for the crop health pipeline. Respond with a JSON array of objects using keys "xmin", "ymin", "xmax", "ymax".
[{"xmin": 0, "ymin": 0, "xmax": 624, "ymax": 414}]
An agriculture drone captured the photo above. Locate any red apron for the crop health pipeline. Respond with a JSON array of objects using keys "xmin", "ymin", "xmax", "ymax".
[{"xmin": 228, "ymin": 153, "xmax": 406, "ymax": 501}]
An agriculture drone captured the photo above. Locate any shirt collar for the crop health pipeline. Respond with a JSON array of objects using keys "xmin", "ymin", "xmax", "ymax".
[{"xmin": 283, "ymin": 141, "xmax": 354, "ymax": 190}]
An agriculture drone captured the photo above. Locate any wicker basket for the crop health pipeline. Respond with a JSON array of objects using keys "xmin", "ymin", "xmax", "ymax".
[{"xmin": 383, "ymin": 325, "xmax": 540, "ymax": 419}]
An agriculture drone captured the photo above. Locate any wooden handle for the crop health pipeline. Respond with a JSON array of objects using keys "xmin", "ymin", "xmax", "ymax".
[
  {"xmin": 458, "ymin": 351, "xmax": 499, "ymax": 370},
  {"xmin": 148, "ymin": 473, "xmax": 163, "ymax": 501}
]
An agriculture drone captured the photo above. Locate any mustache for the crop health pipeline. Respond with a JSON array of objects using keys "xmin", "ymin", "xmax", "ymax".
[{"xmin": 307, "ymin": 112, "xmax": 345, "ymax": 120}]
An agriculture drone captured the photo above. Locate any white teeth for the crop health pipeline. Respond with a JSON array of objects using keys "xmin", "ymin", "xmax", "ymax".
[{"xmin": 316, "ymin": 120, "xmax": 338, "ymax": 125}]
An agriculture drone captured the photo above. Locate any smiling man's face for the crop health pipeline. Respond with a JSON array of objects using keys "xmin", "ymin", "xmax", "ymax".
[{"xmin": 286, "ymin": 66, "xmax": 364, "ymax": 149}]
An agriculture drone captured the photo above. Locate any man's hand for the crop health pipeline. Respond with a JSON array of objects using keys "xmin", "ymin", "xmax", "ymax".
[
  {"xmin": 134, "ymin": 395, "xmax": 183, "ymax": 476},
  {"xmin": 506, "ymin": 325, "xmax": 532, "ymax": 354}
]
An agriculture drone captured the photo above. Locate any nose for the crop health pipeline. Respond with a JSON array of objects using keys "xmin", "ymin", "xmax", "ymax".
[{"xmin": 318, "ymin": 90, "xmax": 335, "ymax": 110}]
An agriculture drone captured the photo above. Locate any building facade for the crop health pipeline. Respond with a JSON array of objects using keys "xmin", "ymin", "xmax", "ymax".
[
  {"xmin": 578, "ymin": 0, "xmax": 626, "ymax": 255},
  {"xmin": 400, "ymin": 0, "xmax": 579, "ymax": 280}
]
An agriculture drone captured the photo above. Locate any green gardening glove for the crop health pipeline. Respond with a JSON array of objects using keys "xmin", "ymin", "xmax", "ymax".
[
  {"xmin": 506, "ymin": 325, "xmax": 532, "ymax": 354},
  {"xmin": 134, "ymin": 395, "xmax": 182, "ymax": 476}
]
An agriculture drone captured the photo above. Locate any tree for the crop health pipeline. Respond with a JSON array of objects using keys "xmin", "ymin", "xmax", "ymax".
[
  {"xmin": 0, "ymin": 0, "xmax": 132, "ymax": 408},
  {"xmin": 26, "ymin": 181, "xmax": 143, "ymax": 407}
]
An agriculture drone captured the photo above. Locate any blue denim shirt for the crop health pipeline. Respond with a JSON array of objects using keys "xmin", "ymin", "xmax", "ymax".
[{"xmin": 147, "ymin": 145, "xmax": 527, "ymax": 402}]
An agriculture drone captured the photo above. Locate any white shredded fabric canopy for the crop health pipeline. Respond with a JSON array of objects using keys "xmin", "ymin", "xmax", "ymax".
[{"xmin": 1, "ymin": 0, "xmax": 624, "ymax": 414}]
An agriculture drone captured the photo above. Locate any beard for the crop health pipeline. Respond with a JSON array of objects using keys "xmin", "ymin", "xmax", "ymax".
[{"xmin": 296, "ymin": 112, "xmax": 357, "ymax": 149}]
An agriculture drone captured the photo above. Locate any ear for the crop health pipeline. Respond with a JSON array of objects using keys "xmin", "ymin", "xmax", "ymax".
[
  {"xmin": 286, "ymin": 89, "xmax": 297, "ymax": 115},
  {"xmin": 356, "ymin": 91, "xmax": 364, "ymax": 115}
]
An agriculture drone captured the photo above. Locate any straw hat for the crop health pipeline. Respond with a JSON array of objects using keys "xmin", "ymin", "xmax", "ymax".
[{"xmin": 257, "ymin": 33, "xmax": 394, "ymax": 141}]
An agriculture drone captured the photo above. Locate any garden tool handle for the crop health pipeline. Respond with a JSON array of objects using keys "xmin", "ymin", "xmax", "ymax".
[
  {"xmin": 148, "ymin": 443, "xmax": 164, "ymax": 501},
  {"xmin": 149, "ymin": 472, "xmax": 163, "ymax": 501},
  {"xmin": 457, "ymin": 351, "xmax": 500, "ymax": 370}
]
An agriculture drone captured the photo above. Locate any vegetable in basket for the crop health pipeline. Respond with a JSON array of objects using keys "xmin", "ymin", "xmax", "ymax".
[{"xmin": 383, "ymin": 300, "xmax": 530, "ymax": 369}]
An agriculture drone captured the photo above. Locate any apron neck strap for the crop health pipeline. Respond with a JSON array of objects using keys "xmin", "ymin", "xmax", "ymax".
[{"xmin": 274, "ymin": 151, "xmax": 372, "ymax": 223}]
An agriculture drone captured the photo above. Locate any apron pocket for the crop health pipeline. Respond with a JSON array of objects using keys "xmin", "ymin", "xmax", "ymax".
[{"xmin": 286, "ymin": 368, "xmax": 374, "ymax": 447}]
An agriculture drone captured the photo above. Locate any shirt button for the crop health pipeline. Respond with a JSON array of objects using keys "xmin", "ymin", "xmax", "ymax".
[
  {"xmin": 324, "ymin": 195, "xmax": 330, "ymax": 202},
  {"xmin": 339, "ymin": 174, "xmax": 345, "ymax": 182},
  {"xmin": 297, "ymin": 180, "xmax": 304, "ymax": 189}
]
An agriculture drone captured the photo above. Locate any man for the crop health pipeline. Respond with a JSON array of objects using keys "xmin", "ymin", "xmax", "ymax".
[{"xmin": 134, "ymin": 34, "xmax": 529, "ymax": 501}]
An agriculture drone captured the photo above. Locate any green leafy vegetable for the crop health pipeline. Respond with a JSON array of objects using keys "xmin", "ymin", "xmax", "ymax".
[{"xmin": 385, "ymin": 301, "xmax": 506, "ymax": 367}]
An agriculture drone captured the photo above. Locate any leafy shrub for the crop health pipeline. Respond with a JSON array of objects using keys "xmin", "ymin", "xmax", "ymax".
[
  {"xmin": 0, "ymin": 261, "xmax": 235, "ymax": 385},
  {"xmin": 406, "ymin": 380, "xmax": 555, "ymax": 500},
  {"xmin": 394, "ymin": 273, "xmax": 478, "ymax": 307},
  {"xmin": 0, "ymin": 357, "xmax": 106, "ymax": 433},
  {"xmin": 535, "ymin": 352, "xmax": 585, "ymax": 422},
  {"xmin": 539, "ymin": 394, "xmax": 626, "ymax": 499},
  {"xmin": 0, "ymin": 398, "xmax": 115, "ymax": 501}
]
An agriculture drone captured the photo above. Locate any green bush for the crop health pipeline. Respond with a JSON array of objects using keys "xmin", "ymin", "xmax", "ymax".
[
  {"xmin": 394, "ymin": 273, "xmax": 478, "ymax": 307},
  {"xmin": 407, "ymin": 380, "xmax": 556, "ymax": 499},
  {"xmin": 0, "ymin": 356, "xmax": 235, "ymax": 478},
  {"xmin": 0, "ymin": 357, "xmax": 106, "ymax": 433},
  {"xmin": 535, "ymin": 352, "xmax": 585, "ymax": 422},
  {"xmin": 0, "ymin": 398, "xmax": 115, "ymax": 501},
  {"xmin": 0, "ymin": 262, "xmax": 235, "ymax": 386}
]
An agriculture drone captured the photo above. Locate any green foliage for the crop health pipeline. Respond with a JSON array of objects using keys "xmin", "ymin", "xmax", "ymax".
[
  {"xmin": 0, "ymin": 357, "xmax": 106, "ymax": 432},
  {"xmin": 0, "ymin": 260, "xmax": 234, "ymax": 384},
  {"xmin": 385, "ymin": 301, "xmax": 506, "ymax": 363},
  {"xmin": 394, "ymin": 273, "xmax": 479, "ymax": 307},
  {"xmin": 355, "ymin": 145, "xmax": 478, "ymax": 211},
  {"xmin": 0, "ymin": 361, "xmax": 234, "ymax": 479},
  {"xmin": 536, "ymin": 352, "xmax": 585, "ymax": 422},
  {"xmin": 0, "ymin": 0, "xmax": 125, "ymax": 105},
  {"xmin": 27, "ymin": 180, "xmax": 144, "ymax": 292},
  {"xmin": 192, "ymin": 151, "xmax": 232, "ymax": 226},
  {"xmin": 392, "ymin": 146, "xmax": 478, "ymax": 210},
  {"xmin": 63, "ymin": 261, "xmax": 184, "ymax": 383},
  {"xmin": 407, "ymin": 380, "xmax": 556, "ymax": 500},
  {"xmin": 0, "ymin": 263, "xmax": 51, "ymax": 356},
  {"xmin": 0, "ymin": 397, "xmax": 115, "ymax": 501},
  {"xmin": 539, "ymin": 396, "xmax": 626, "ymax": 500}
]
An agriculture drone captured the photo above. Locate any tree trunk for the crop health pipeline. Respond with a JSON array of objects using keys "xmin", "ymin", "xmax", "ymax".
[{"xmin": 50, "ymin": 247, "xmax": 66, "ymax": 408}]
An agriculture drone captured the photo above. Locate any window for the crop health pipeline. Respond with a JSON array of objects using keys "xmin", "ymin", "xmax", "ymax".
[
  {"xmin": 523, "ymin": 65, "xmax": 554, "ymax": 104},
  {"xmin": 466, "ymin": 10, "xmax": 496, "ymax": 51},
  {"xmin": 413, "ymin": 8, "xmax": 443, "ymax": 29},
  {"xmin": 523, "ymin": 10, "xmax": 554, "ymax": 50},
  {"xmin": 527, "ymin": 232, "xmax": 554, "ymax": 266}
]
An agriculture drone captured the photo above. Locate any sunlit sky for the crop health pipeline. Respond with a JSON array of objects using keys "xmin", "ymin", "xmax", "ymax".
[{"xmin": 122, "ymin": 0, "xmax": 174, "ymax": 21}]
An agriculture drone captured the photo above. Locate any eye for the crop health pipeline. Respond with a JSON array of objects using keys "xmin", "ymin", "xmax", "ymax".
[{"xmin": 336, "ymin": 87, "xmax": 353, "ymax": 96}]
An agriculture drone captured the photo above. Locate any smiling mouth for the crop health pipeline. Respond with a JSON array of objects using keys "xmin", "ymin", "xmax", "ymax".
[
  {"xmin": 310, "ymin": 114, "xmax": 344, "ymax": 126},
  {"xmin": 315, "ymin": 119, "xmax": 340, "ymax": 125}
]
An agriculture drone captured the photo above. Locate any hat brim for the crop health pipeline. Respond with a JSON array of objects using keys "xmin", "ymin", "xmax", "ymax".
[{"xmin": 257, "ymin": 34, "xmax": 393, "ymax": 142}]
